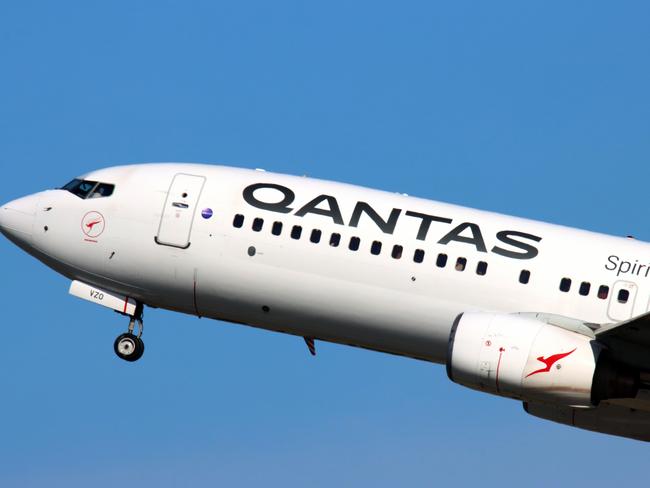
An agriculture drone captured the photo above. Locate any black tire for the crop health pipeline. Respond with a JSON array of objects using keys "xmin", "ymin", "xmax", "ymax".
[
  {"xmin": 133, "ymin": 336, "xmax": 145, "ymax": 361},
  {"xmin": 114, "ymin": 333, "xmax": 144, "ymax": 362}
]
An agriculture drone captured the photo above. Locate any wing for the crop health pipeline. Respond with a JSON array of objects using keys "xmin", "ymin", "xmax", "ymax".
[
  {"xmin": 525, "ymin": 394, "xmax": 650, "ymax": 442},
  {"xmin": 595, "ymin": 311, "xmax": 650, "ymax": 371}
]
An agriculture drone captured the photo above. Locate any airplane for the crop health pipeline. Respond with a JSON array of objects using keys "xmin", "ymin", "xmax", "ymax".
[{"xmin": 2, "ymin": 162, "xmax": 650, "ymax": 442}]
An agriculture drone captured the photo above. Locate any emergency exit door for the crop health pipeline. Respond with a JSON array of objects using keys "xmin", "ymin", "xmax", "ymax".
[
  {"xmin": 155, "ymin": 173, "xmax": 206, "ymax": 249},
  {"xmin": 607, "ymin": 280, "xmax": 638, "ymax": 322}
]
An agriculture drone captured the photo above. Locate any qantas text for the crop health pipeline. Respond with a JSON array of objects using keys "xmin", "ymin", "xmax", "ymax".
[{"xmin": 243, "ymin": 183, "xmax": 542, "ymax": 260}]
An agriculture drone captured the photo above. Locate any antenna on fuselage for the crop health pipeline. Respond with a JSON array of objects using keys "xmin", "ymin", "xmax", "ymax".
[{"xmin": 303, "ymin": 337, "xmax": 316, "ymax": 356}]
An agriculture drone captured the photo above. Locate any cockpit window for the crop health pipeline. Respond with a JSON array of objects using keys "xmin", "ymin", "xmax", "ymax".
[
  {"xmin": 89, "ymin": 183, "xmax": 115, "ymax": 198},
  {"xmin": 61, "ymin": 179, "xmax": 115, "ymax": 199}
]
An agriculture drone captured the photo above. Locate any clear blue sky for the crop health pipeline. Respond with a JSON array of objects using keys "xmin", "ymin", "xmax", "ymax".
[{"xmin": 1, "ymin": 1, "xmax": 649, "ymax": 486}]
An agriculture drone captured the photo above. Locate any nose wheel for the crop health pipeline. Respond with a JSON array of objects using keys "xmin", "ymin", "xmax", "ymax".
[
  {"xmin": 114, "ymin": 308, "xmax": 145, "ymax": 362},
  {"xmin": 114, "ymin": 333, "xmax": 144, "ymax": 362}
]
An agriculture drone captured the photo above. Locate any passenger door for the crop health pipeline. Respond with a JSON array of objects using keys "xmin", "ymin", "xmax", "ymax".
[{"xmin": 156, "ymin": 173, "xmax": 206, "ymax": 249}]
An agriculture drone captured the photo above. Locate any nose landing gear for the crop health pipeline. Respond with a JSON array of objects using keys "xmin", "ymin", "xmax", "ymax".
[
  {"xmin": 114, "ymin": 332, "xmax": 144, "ymax": 362},
  {"xmin": 114, "ymin": 305, "xmax": 145, "ymax": 362}
]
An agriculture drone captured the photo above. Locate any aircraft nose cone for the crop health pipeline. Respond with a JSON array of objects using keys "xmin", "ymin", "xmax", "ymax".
[{"xmin": 0, "ymin": 195, "xmax": 38, "ymax": 246}]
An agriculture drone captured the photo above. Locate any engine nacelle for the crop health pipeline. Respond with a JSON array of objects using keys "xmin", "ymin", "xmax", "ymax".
[{"xmin": 447, "ymin": 312, "xmax": 638, "ymax": 407}]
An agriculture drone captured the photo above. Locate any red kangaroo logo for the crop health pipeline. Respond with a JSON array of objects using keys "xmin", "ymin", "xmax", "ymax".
[
  {"xmin": 86, "ymin": 219, "xmax": 102, "ymax": 230},
  {"xmin": 525, "ymin": 348, "xmax": 576, "ymax": 378}
]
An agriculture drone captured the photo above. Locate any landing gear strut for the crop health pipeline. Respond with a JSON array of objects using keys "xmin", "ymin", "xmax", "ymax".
[{"xmin": 114, "ymin": 304, "xmax": 145, "ymax": 362}]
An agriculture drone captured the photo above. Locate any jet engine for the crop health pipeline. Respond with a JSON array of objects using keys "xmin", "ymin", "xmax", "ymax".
[{"xmin": 446, "ymin": 312, "xmax": 638, "ymax": 407}]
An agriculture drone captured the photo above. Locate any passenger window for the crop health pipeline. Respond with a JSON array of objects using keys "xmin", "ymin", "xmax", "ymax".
[
  {"xmin": 597, "ymin": 285, "xmax": 609, "ymax": 300},
  {"xmin": 476, "ymin": 261, "xmax": 488, "ymax": 276},
  {"xmin": 519, "ymin": 270, "xmax": 530, "ymax": 284},
  {"xmin": 618, "ymin": 289, "xmax": 630, "ymax": 304},
  {"xmin": 330, "ymin": 233, "xmax": 341, "ymax": 247},
  {"xmin": 455, "ymin": 257, "xmax": 467, "ymax": 272},
  {"xmin": 391, "ymin": 245, "xmax": 403, "ymax": 259},
  {"xmin": 371, "ymin": 241, "xmax": 382, "ymax": 255},
  {"xmin": 272, "ymin": 222, "xmax": 283, "ymax": 236},
  {"xmin": 291, "ymin": 225, "xmax": 302, "ymax": 240},
  {"xmin": 233, "ymin": 214, "xmax": 245, "ymax": 228},
  {"xmin": 252, "ymin": 218, "xmax": 264, "ymax": 232},
  {"xmin": 436, "ymin": 253, "xmax": 448, "ymax": 268},
  {"xmin": 579, "ymin": 282, "xmax": 591, "ymax": 296},
  {"xmin": 310, "ymin": 229, "xmax": 322, "ymax": 243},
  {"xmin": 560, "ymin": 278, "xmax": 572, "ymax": 292},
  {"xmin": 349, "ymin": 237, "xmax": 360, "ymax": 251},
  {"xmin": 414, "ymin": 249, "xmax": 425, "ymax": 263}
]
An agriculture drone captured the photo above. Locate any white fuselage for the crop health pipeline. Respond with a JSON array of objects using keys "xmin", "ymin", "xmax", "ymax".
[{"xmin": 2, "ymin": 163, "xmax": 649, "ymax": 364}]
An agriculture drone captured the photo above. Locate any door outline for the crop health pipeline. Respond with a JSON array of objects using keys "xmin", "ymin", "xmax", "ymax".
[
  {"xmin": 607, "ymin": 280, "xmax": 638, "ymax": 322},
  {"xmin": 155, "ymin": 173, "xmax": 206, "ymax": 249}
]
